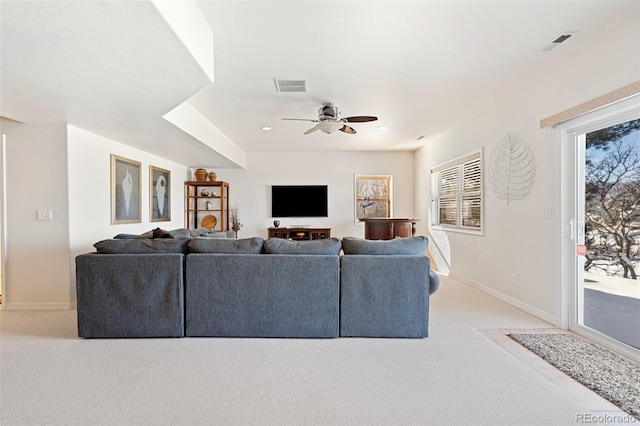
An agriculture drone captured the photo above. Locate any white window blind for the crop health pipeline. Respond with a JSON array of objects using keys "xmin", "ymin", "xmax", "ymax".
[{"xmin": 430, "ymin": 150, "xmax": 483, "ymax": 233}]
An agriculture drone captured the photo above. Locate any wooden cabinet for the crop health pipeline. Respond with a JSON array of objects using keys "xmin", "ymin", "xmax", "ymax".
[
  {"xmin": 360, "ymin": 218, "xmax": 419, "ymax": 240},
  {"xmin": 267, "ymin": 227, "xmax": 331, "ymax": 240},
  {"xmin": 185, "ymin": 181, "xmax": 229, "ymax": 231}
]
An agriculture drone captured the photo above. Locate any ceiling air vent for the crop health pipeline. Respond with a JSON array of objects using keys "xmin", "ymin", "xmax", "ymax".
[
  {"xmin": 541, "ymin": 32, "xmax": 577, "ymax": 52},
  {"xmin": 274, "ymin": 79, "xmax": 307, "ymax": 93}
]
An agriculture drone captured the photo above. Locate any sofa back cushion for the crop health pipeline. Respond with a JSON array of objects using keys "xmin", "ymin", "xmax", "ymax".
[
  {"xmin": 264, "ymin": 237, "xmax": 342, "ymax": 255},
  {"xmin": 195, "ymin": 231, "xmax": 236, "ymax": 239},
  {"xmin": 341, "ymin": 236, "xmax": 429, "ymax": 255},
  {"xmin": 94, "ymin": 238, "xmax": 190, "ymax": 254},
  {"xmin": 188, "ymin": 237, "xmax": 264, "ymax": 254},
  {"xmin": 113, "ymin": 227, "xmax": 193, "ymax": 239}
]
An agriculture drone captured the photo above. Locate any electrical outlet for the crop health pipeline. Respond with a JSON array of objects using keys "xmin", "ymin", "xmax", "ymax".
[
  {"xmin": 541, "ymin": 208, "xmax": 552, "ymax": 220},
  {"xmin": 512, "ymin": 273, "xmax": 518, "ymax": 285},
  {"xmin": 36, "ymin": 210, "xmax": 53, "ymax": 221}
]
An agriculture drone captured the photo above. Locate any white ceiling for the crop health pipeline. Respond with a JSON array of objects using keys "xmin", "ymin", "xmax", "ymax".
[{"xmin": 1, "ymin": 1, "xmax": 638, "ymax": 168}]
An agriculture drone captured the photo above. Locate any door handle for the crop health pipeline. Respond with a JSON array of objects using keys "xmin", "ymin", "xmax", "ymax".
[{"xmin": 568, "ymin": 220, "xmax": 575, "ymax": 241}]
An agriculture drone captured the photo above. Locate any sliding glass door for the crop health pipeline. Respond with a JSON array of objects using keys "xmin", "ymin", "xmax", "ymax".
[{"xmin": 570, "ymin": 114, "xmax": 640, "ymax": 353}]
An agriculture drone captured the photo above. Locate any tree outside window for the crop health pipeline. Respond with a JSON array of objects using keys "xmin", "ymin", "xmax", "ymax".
[{"xmin": 585, "ymin": 118, "xmax": 640, "ymax": 279}]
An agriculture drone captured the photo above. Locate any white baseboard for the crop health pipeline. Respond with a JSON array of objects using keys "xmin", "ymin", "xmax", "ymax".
[
  {"xmin": 449, "ymin": 273, "xmax": 559, "ymax": 326},
  {"xmin": 4, "ymin": 301, "xmax": 77, "ymax": 311}
]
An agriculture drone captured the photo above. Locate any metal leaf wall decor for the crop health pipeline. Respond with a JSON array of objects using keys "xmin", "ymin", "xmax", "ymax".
[{"xmin": 489, "ymin": 133, "xmax": 536, "ymax": 204}]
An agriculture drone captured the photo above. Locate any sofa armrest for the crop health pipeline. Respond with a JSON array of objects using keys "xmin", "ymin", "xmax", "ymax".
[
  {"xmin": 76, "ymin": 253, "xmax": 185, "ymax": 338},
  {"xmin": 340, "ymin": 255, "xmax": 434, "ymax": 337},
  {"xmin": 429, "ymin": 269, "xmax": 440, "ymax": 295}
]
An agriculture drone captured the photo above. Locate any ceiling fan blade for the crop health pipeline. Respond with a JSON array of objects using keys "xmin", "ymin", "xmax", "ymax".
[
  {"xmin": 343, "ymin": 116, "xmax": 378, "ymax": 123},
  {"xmin": 303, "ymin": 126, "xmax": 320, "ymax": 135},
  {"xmin": 340, "ymin": 125, "xmax": 357, "ymax": 135},
  {"xmin": 281, "ymin": 118, "xmax": 318, "ymax": 122}
]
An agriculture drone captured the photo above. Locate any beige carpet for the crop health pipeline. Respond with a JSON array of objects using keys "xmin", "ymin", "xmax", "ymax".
[{"xmin": 1, "ymin": 277, "xmax": 600, "ymax": 425}]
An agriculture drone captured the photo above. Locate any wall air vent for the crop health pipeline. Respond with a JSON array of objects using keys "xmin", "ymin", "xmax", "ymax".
[
  {"xmin": 541, "ymin": 32, "xmax": 577, "ymax": 52},
  {"xmin": 274, "ymin": 79, "xmax": 307, "ymax": 93}
]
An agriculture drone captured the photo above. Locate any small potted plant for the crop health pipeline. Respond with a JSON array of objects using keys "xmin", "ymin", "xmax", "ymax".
[{"xmin": 230, "ymin": 208, "xmax": 243, "ymax": 238}]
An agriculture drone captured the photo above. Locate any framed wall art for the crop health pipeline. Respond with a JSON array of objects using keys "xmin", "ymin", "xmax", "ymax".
[
  {"xmin": 150, "ymin": 165, "xmax": 171, "ymax": 222},
  {"xmin": 111, "ymin": 154, "xmax": 141, "ymax": 224},
  {"xmin": 354, "ymin": 174, "xmax": 393, "ymax": 225}
]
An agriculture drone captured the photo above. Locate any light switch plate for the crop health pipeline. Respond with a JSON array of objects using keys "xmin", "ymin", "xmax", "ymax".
[
  {"xmin": 36, "ymin": 210, "xmax": 53, "ymax": 221},
  {"xmin": 541, "ymin": 208, "xmax": 552, "ymax": 220}
]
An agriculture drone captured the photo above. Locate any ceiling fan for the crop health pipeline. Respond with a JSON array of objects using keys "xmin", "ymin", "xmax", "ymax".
[{"xmin": 282, "ymin": 103, "xmax": 378, "ymax": 135}]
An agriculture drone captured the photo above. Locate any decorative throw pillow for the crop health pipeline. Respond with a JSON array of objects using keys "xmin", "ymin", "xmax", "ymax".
[
  {"xmin": 341, "ymin": 236, "xmax": 429, "ymax": 255},
  {"xmin": 264, "ymin": 237, "xmax": 342, "ymax": 255},
  {"xmin": 112, "ymin": 233, "xmax": 141, "ymax": 240},
  {"xmin": 152, "ymin": 227, "xmax": 174, "ymax": 239},
  {"xmin": 94, "ymin": 238, "xmax": 190, "ymax": 254},
  {"xmin": 188, "ymin": 237, "xmax": 264, "ymax": 254},
  {"xmin": 138, "ymin": 230, "xmax": 155, "ymax": 239}
]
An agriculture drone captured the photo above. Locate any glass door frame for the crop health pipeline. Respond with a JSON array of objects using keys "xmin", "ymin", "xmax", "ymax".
[
  {"xmin": 558, "ymin": 95, "xmax": 640, "ymax": 362},
  {"xmin": 0, "ymin": 134, "xmax": 6, "ymax": 309}
]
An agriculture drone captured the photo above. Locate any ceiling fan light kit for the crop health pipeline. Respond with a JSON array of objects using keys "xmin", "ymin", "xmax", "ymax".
[
  {"xmin": 282, "ymin": 102, "xmax": 378, "ymax": 135},
  {"xmin": 317, "ymin": 121, "xmax": 344, "ymax": 134}
]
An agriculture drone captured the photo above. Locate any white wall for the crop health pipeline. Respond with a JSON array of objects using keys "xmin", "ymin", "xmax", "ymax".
[
  {"xmin": 1, "ymin": 119, "xmax": 72, "ymax": 309},
  {"xmin": 414, "ymin": 11, "xmax": 640, "ymax": 324},
  {"xmin": 67, "ymin": 125, "xmax": 191, "ymax": 299},
  {"xmin": 2, "ymin": 124, "xmax": 414, "ymax": 308},
  {"xmin": 216, "ymin": 151, "xmax": 415, "ymax": 239}
]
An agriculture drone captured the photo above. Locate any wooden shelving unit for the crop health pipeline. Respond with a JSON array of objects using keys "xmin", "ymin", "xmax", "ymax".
[{"xmin": 185, "ymin": 181, "xmax": 230, "ymax": 231}]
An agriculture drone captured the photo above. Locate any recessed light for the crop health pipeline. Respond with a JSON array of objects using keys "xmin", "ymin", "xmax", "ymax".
[
  {"xmin": 261, "ymin": 126, "xmax": 272, "ymax": 131},
  {"xmin": 377, "ymin": 126, "xmax": 389, "ymax": 131}
]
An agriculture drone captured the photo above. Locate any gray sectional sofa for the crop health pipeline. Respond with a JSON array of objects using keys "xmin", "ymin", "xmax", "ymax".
[{"xmin": 76, "ymin": 233, "xmax": 439, "ymax": 339}]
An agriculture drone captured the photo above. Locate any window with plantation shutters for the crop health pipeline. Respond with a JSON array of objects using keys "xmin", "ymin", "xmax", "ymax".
[{"xmin": 430, "ymin": 150, "xmax": 483, "ymax": 234}]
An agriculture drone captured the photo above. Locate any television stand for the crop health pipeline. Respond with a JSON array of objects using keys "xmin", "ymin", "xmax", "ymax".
[{"xmin": 267, "ymin": 227, "xmax": 331, "ymax": 240}]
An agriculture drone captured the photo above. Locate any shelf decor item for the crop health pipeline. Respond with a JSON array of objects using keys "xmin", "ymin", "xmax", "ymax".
[
  {"xmin": 200, "ymin": 214, "xmax": 217, "ymax": 230},
  {"xmin": 208, "ymin": 171, "xmax": 217, "ymax": 182},
  {"xmin": 111, "ymin": 154, "xmax": 141, "ymax": 224},
  {"xmin": 150, "ymin": 165, "xmax": 170, "ymax": 222},
  {"xmin": 194, "ymin": 168, "xmax": 208, "ymax": 182}
]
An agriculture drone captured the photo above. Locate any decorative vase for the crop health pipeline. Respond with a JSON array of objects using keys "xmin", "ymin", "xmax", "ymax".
[
  {"xmin": 208, "ymin": 171, "xmax": 217, "ymax": 182},
  {"xmin": 194, "ymin": 168, "xmax": 207, "ymax": 182},
  {"xmin": 200, "ymin": 188, "xmax": 209, "ymax": 196},
  {"xmin": 273, "ymin": 220, "xmax": 280, "ymax": 228}
]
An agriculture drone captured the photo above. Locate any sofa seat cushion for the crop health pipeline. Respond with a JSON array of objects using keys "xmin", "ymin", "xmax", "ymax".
[
  {"xmin": 188, "ymin": 237, "xmax": 264, "ymax": 254},
  {"xmin": 264, "ymin": 237, "xmax": 342, "ymax": 255},
  {"xmin": 94, "ymin": 238, "xmax": 190, "ymax": 254},
  {"xmin": 341, "ymin": 236, "xmax": 429, "ymax": 255}
]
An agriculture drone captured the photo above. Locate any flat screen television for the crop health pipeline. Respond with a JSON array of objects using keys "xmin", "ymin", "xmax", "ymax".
[{"xmin": 271, "ymin": 185, "xmax": 328, "ymax": 217}]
